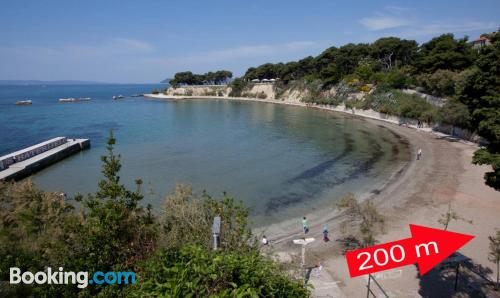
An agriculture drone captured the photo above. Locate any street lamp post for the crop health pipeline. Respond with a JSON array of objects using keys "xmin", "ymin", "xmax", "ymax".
[{"xmin": 293, "ymin": 237, "xmax": 315, "ymax": 281}]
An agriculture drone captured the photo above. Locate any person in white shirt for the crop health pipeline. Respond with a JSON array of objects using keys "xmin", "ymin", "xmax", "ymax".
[{"xmin": 262, "ymin": 235, "xmax": 269, "ymax": 246}]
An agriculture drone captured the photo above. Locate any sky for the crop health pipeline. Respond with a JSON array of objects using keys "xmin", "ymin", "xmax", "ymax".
[{"xmin": 0, "ymin": 0, "xmax": 498, "ymax": 83}]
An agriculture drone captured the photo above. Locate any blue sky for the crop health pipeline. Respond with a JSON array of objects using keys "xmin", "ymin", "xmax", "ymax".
[{"xmin": 0, "ymin": 0, "xmax": 498, "ymax": 83}]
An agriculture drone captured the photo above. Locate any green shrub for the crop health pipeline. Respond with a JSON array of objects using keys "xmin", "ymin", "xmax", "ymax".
[
  {"xmin": 416, "ymin": 70, "xmax": 459, "ymax": 97},
  {"xmin": 365, "ymin": 90, "xmax": 439, "ymax": 122},
  {"xmin": 229, "ymin": 78, "xmax": 248, "ymax": 97},
  {"xmin": 132, "ymin": 246, "xmax": 308, "ymax": 297},
  {"xmin": 257, "ymin": 91, "xmax": 268, "ymax": 99}
]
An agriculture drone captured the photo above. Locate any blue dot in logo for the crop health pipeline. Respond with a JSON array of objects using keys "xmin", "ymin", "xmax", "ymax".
[{"xmin": 89, "ymin": 280, "xmax": 94, "ymax": 284}]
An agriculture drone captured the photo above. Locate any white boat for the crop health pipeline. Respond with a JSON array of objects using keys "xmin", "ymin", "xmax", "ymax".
[
  {"xmin": 59, "ymin": 98, "xmax": 78, "ymax": 102},
  {"xmin": 113, "ymin": 95, "xmax": 125, "ymax": 100},
  {"xmin": 15, "ymin": 100, "xmax": 32, "ymax": 105},
  {"xmin": 59, "ymin": 97, "xmax": 91, "ymax": 103}
]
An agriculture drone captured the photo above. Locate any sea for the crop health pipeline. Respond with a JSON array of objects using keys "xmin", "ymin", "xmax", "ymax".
[{"xmin": 0, "ymin": 84, "xmax": 410, "ymax": 226}]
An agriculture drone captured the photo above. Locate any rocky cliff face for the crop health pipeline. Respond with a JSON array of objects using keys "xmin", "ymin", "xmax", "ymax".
[{"xmin": 163, "ymin": 85, "xmax": 232, "ymax": 97}]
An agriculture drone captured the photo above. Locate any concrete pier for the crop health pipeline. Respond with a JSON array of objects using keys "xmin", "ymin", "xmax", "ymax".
[{"xmin": 0, "ymin": 138, "xmax": 90, "ymax": 181}]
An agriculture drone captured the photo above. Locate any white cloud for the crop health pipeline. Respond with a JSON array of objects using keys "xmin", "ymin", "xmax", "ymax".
[
  {"xmin": 147, "ymin": 41, "xmax": 317, "ymax": 68},
  {"xmin": 112, "ymin": 38, "xmax": 154, "ymax": 51},
  {"xmin": 359, "ymin": 6, "xmax": 416, "ymax": 31},
  {"xmin": 401, "ymin": 21, "xmax": 498, "ymax": 37},
  {"xmin": 360, "ymin": 15, "xmax": 413, "ymax": 31},
  {"xmin": 360, "ymin": 6, "xmax": 498, "ymax": 38},
  {"xmin": 0, "ymin": 39, "xmax": 318, "ymax": 82}
]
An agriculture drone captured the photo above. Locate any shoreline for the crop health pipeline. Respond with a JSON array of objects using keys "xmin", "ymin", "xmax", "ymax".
[{"xmin": 144, "ymin": 93, "xmax": 500, "ymax": 296}]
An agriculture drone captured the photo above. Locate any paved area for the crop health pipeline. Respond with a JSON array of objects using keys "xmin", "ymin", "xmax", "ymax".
[{"xmin": 0, "ymin": 139, "xmax": 88, "ymax": 180}]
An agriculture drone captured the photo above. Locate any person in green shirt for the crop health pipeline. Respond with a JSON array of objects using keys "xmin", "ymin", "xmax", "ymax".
[{"xmin": 302, "ymin": 216, "xmax": 309, "ymax": 234}]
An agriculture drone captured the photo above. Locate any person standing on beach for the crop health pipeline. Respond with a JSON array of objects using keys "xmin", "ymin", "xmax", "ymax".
[
  {"xmin": 322, "ymin": 224, "xmax": 329, "ymax": 242},
  {"xmin": 302, "ymin": 217, "xmax": 309, "ymax": 234},
  {"xmin": 262, "ymin": 235, "xmax": 269, "ymax": 246},
  {"xmin": 417, "ymin": 148, "xmax": 422, "ymax": 160}
]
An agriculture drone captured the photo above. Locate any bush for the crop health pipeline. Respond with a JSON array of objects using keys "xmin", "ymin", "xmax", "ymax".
[
  {"xmin": 438, "ymin": 99, "xmax": 471, "ymax": 128},
  {"xmin": 229, "ymin": 78, "xmax": 248, "ymax": 97},
  {"xmin": 416, "ymin": 70, "xmax": 459, "ymax": 97},
  {"xmin": 257, "ymin": 91, "xmax": 267, "ymax": 99},
  {"xmin": 354, "ymin": 59, "xmax": 376, "ymax": 83},
  {"xmin": 371, "ymin": 68, "xmax": 410, "ymax": 89},
  {"xmin": 132, "ymin": 246, "xmax": 308, "ymax": 297},
  {"xmin": 359, "ymin": 84, "xmax": 371, "ymax": 93},
  {"xmin": 366, "ymin": 89, "xmax": 439, "ymax": 122}
]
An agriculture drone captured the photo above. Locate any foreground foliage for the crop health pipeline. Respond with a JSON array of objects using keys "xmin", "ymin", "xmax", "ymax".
[{"xmin": 132, "ymin": 246, "xmax": 308, "ymax": 297}]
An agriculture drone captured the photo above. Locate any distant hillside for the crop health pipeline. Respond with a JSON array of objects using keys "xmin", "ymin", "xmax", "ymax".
[
  {"xmin": 0, "ymin": 80, "xmax": 114, "ymax": 85},
  {"xmin": 160, "ymin": 78, "xmax": 171, "ymax": 84}
]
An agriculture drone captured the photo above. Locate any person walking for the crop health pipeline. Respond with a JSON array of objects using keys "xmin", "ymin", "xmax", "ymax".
[
  {"xmin": 417, "ymin": 148, "xmax": 422, "ymax": 160},
  {"xmin": 316, "ymin": 261, "xmax": 323, "ymax": 277},
  {"xmin": 322, "ymin": 224, "xmax": 329, "ymax": 242},
  {"xmin": 302, "ymin": 216, "xmax": 309, "ymax": 234}
]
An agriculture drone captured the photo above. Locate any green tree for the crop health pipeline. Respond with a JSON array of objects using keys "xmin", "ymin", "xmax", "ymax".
[
  {"xmin": 228, "ymin": 77, "xmax": 248, "ymax": 97},
  {"xmin": 78, "ymin": 130, "xmax": 157, "ymax": 272},
  {"xmin": 416, "ymin": 69, "xmax": 460, "ymax": 97},
  {"xmin": 415, "ymin": 34, "xmax": 476, "ymax": 73},
  {"xmin": 371, "ymin": 37, "xmax": 418, "ymax": 69},
  {"xmin": 457, "ymin": 34, "xmax": 500, "ymax": 190}
]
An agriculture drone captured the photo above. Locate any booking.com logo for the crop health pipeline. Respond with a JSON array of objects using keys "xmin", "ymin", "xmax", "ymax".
[{"xmin": 10, "ymin": 267, "xmax": 136, "ymax": 289}]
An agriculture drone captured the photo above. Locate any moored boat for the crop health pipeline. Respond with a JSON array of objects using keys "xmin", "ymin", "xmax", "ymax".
[
  {"xmin": 59, "ymin": 97, "xmax": 91, "ymax": 103},
  {"xmin": 15, "ymin": 100, "xmax": 32, "ymax": 105}
]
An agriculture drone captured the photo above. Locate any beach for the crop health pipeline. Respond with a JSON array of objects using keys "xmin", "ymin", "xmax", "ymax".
[{"xmin": 145, "ymin": 93, "xmax": 500, "ymax": 297}]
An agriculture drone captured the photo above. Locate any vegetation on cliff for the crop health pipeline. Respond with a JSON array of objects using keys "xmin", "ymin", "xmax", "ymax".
[{"xmin": 168, "ymin": 70, "xmax": 232, "ymax": 87}]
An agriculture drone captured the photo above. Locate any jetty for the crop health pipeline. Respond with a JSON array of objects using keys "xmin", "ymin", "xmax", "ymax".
[{"xmin": 0, "ymin": 137, "xmax": 90, "ymax": 181}]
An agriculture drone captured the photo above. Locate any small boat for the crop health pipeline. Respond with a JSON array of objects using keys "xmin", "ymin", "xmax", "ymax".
[
  {"xmin": 16, "ymin": 100, "xmax": 32, "ymax": 105},
  {"xmin": 59, "ymin": 97, "xmax": 91, "ymax": 103},
  {"xmin": 112, "ymin": 95, "xmax": 125, "ymax": 100},
  {"xmin": 59, "ymin": 98, "xmax": 78, "ymax": 103}
]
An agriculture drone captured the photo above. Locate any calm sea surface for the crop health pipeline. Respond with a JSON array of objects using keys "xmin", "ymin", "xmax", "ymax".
[{"xmin": 0, "ymin": 84, "xmax": 410, "ymax": 225}]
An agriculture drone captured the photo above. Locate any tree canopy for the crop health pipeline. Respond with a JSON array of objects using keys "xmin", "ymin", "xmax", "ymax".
[
  {"xmin": 456, "ymin": 33, "xmax": 500, "ymax": 190},
  {"xmin": 169, "ymin": 70, "xmax": 232, "ymax": 87}
]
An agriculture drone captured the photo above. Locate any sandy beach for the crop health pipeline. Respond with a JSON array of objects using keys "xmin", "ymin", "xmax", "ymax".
[{"xmin": 145, "ymin": 93, "xmax": 500, "ymax": 297}]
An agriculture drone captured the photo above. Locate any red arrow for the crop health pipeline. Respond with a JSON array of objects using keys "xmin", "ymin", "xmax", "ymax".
[{"xmin": 345, "ymin": 224, "xmax": 474, "ymax": 278}]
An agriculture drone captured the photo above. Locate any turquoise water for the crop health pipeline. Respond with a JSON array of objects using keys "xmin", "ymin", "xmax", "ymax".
[{"xmin": 0, "ymin": 84, "xmax": 410, "ymax": 225}]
